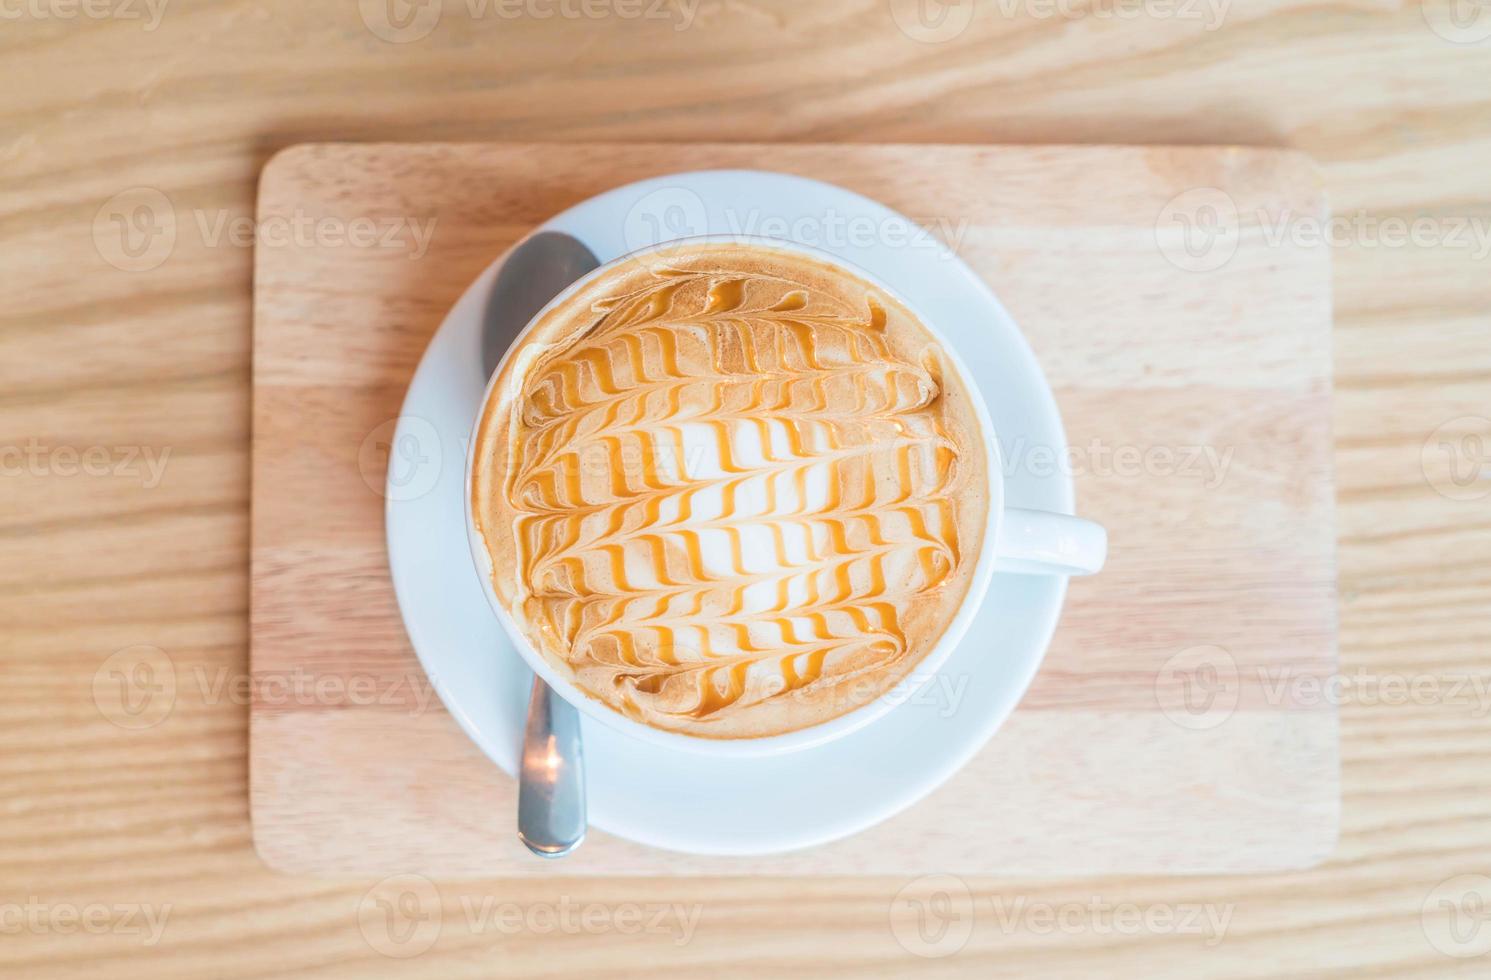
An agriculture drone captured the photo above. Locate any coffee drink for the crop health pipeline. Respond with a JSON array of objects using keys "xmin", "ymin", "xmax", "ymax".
[{"xmin": 471, "ymin": 242, "xmax": 988, "ymax": 738}]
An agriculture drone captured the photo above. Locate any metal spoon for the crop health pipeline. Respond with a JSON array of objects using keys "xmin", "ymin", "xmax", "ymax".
[{"xmin": 482, "ymin": 231, "xmax": 600, "ymax": 858}]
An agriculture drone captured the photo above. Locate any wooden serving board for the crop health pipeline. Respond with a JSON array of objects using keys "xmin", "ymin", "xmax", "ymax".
[{"xmin": 250, "ymin": 142, "xmax": 1337, "ymax": 876}]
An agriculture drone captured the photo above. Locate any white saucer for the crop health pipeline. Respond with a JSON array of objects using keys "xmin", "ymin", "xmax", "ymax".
[{"xmin": 386, "ymin": 170, "xmax": 1075, "ymax": 856}]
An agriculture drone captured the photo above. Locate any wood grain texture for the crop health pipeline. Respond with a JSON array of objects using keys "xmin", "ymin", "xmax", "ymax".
[
  {"xmin": 249, "ymin": 141, "xmax": 1338, "ymax": 876},
  {"xmin": 1, "ymin": 1, "xmax": 1489, "ymax": 975}
]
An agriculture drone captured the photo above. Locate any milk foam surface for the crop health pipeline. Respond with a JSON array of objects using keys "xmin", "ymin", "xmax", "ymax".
[{"xmin": 472, "ymin": 243, "xmax": 988, "ymax": 738}]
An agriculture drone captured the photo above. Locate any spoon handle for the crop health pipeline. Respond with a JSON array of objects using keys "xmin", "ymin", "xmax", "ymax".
[{"xmin": 518, "ymin": 676, "xmax": 587, "ymax": 857}]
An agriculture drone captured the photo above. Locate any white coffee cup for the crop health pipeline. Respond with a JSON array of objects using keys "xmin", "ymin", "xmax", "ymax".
[{"xmin": 466, "ymin": 235, "xmax": 1106, "ymax": 757}]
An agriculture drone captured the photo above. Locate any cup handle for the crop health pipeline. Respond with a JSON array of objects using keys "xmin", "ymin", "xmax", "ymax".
[{"xmin": 994, "ymin": 508, "xmax": 1107, "ymax": 576}]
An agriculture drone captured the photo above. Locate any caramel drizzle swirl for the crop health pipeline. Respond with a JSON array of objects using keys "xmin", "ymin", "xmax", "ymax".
[{"xmin": 505, "ymin": 269, "xmax": 963, "ymax": 725}]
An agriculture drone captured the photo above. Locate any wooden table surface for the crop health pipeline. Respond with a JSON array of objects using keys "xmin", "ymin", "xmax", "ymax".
[{"xmin": 3, "ymin": 2, "xmax": 1488, "ymax": 976}]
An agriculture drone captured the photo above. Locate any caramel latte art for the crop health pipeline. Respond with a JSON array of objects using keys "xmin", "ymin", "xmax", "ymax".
[{"xmin": 472, "ymin": 243, "xmax": 988, "ymax": 738}]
